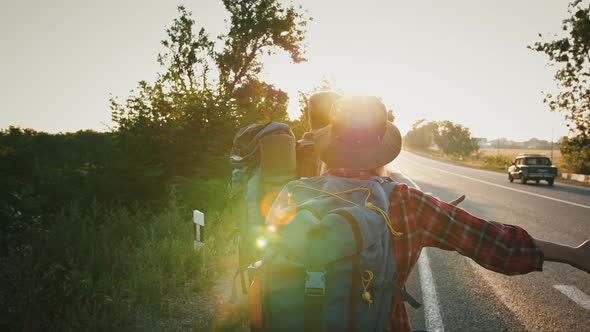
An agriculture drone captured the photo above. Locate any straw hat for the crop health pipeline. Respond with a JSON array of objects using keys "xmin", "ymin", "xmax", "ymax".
[{"xmin": 313, "ymin": 96, "xmax": 402, "ymax": 170}]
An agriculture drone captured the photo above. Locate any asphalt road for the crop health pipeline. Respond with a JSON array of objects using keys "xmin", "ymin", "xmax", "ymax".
[{"xmin": 388, "ymin": 151, "xmax": 590, "ymax": 332}]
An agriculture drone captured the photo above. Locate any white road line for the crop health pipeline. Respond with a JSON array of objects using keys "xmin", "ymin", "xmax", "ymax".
[
  {"xmin": 394, "ymin": 170, "xmax": 445, "ymax": 332},
  {"xmin": 418, "ymin": 250, "xmax": 445, "ymax": 332},
  {"xmin": 396, "ymin": 157, "xmax": 590, "ymax": 319},
  {"xmin": 399, "ymin": 156, "xmax": 590, "ymax": 210},
  {"xmin": 553, "ymin": 285, "xmax": 590, "ymax": 311}
]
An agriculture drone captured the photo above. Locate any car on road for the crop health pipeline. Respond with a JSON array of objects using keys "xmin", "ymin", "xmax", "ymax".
[{"xmin": 508, "ymin": 154, "xmax": 557, "ymax": 186}]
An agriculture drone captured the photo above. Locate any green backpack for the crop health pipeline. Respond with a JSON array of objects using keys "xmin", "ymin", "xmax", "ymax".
[
  {"xmin": 230, "ymin": 122, "xmax": 298, "ymax": 279},
  {"xmin": 247, "ymin": 175, "xmax": 420, "ymax": 331}
]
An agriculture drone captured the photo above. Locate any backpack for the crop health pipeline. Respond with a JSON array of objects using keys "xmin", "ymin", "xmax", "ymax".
[
  {"xmin": 230, "ymin": 122, "xmax": 298, "ymax": 274},
  {"xmin": 296, "ymin": 131, "xmax": 322, "ymax": 178},
  {"xmin": 247, "ymin": 175, "xmax": 420, "ymax": 332}
]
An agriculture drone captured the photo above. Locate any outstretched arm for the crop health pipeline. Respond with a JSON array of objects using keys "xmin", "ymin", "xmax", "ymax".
[
  {"xmin": 444, "ymin": 194, "xmax": 589, "ymax": 274},
  {"xmin": 534, "ymin": 239, "xmax": 590, "ymax": 274},
  {"xmin": 448, "ymin": 195, "xmax": 590, "ymax": 273}
]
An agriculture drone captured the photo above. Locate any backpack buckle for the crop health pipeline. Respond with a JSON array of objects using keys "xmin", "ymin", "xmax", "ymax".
[{"xmin": 305, "ymin": 270, "xmax": 326, "ymax": 297}]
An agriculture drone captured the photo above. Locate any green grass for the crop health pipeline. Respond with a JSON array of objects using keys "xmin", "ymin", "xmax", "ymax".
[
  {"xmin": 0, "ymin": 177, "xmax": 238, "ymax": 331},
  {"xmin": 405, "ymin": 148, "xmax": 512, "ymax": 173}
]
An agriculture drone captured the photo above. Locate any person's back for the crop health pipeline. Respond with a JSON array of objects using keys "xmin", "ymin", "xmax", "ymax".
[
  {"xmin": 313, "ymin": 96, "xmax": 590, "ymax": 331},
  {"xmin": 254, "ymin": 95, "xmax": 590, "ymax": 332}
]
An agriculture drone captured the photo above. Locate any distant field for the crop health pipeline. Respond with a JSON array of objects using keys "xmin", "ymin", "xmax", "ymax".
[{"xmin": 478, "ymin": 148, "xmax": 562, "ymax": 163}]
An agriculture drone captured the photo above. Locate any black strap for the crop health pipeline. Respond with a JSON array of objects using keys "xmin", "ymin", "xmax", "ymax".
[
  {"xmin": 387, "ymin": 271, "xmax": 421, "ymax": 309},
  {"xmin": 334, "ymin": 210, "xmax": 363, "ymax": 332},
  {"xmin": 304, "ymin": 289, "xmax": 324, "ymax": 331},
  {"xmin": 393, "ymin": 286, "xmax": 422, "ymax": 309}
]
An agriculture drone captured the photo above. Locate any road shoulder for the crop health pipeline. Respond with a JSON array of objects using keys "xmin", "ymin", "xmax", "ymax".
[{"xmin": 402, "ymin": 148, "xmax": 590, "ymax": 188}]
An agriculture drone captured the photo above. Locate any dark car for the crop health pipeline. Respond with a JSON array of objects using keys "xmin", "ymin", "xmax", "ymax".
[{"xmin": 508, "ymin": 154, "xmax": 557, "ymax": 186}]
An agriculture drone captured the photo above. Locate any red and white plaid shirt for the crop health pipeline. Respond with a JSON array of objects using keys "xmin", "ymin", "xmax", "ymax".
[{"xmin": 324, "ymin": 169, "xmax": 544, "ymax": 332}]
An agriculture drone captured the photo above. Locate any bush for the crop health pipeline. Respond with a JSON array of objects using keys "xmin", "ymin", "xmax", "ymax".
[
  {"xmin": 481, "ymin": 155, "xmax": 511, "ymax": 171},
  {"xmin": 560, "ymin": 136, "xmax": 590, "ymax": 174},
  {"xmin": 0, "ymin": 188, "xmax": 233, "ymax": 331}
]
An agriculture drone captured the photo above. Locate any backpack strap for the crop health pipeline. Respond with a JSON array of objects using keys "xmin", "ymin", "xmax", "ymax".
[
  {"xmin": 304, "ymin": 267, "xmax": 327, "ymax": 332},
  {"xmin": 370, "ymin": 177, "xmax": 422, "ymax": 309},
  {"xmin": 394, "ymin": 286, "xmax": 422, "ymax": 309},
  {"xmin": 303, "ymin": 208, "xmax": 364, "ymax": 332},
  {"xmin": 338, "ymin": 209, "xmax": 363, "ymax": 332}
]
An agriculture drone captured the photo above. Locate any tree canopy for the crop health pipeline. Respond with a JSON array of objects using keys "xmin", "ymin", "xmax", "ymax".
[
  {"xmin": 531, "ymin": 0, "xmax": 590, "ymax": 173},
  {"xmin": 108, "ymin": 2, "xmax": 310, "ymax": 198},
  {"xmin": 403, "ymin": 119, "xmax": 438, "ymax": 151},
  {"xmin": 434, "ymin": 121, "xmax": 479, "ymax": 157},
  {"xmin": 531, "ymin": 0, "xmax": 590, "ymax": 138},
  {"xmin": 404, "ymin": 119, "xmax": 478, "ymax": 157},
  {"xmin": 217, "ymin": 0, "xmax": 308, "ymax": 94}
]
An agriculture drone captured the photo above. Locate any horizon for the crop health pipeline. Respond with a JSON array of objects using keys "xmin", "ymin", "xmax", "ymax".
[{"xmin": 0, "ymin": 0, "xmax": 575, "ymax": 141}]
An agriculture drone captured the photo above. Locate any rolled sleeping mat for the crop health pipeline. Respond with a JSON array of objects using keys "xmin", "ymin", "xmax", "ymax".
[{"xmin": 259, "ymin": 134, "xmax": 297, "ymax": 182}]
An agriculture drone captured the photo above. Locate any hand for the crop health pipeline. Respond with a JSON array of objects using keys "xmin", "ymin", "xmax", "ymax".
[
  {"xmin": 572, "ymin": 240, "xmax": 590, "ymax": 273},
  {"xmin": 448, "ymin": 194, "xmax": 466, "ymax": 206},
  {"xmin": 534, "ymin": 238, "xmax": 590, "ymax": 273}
]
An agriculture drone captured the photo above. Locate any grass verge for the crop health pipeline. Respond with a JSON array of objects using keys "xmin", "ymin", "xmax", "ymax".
[
  {"xmin": 404, "ymin": 147, "xmax": 590, "ymax": 188},
  {"xmin": 0, "ymin": 177, "xmax": 240, "ymax": 331}
]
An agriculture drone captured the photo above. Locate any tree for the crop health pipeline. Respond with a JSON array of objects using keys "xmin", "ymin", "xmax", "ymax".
[
  {"xmin": 233, "ymin": 79, "xmax": 290, "ymax": 127},
  {"xmin": 387, "ymin": 109, "xmax": 396, "ymax": 123},
  {"xmin": 113, "ymin": 2, "xmax": 309, "ymax": 131},
  {"xmin": 217, "ymin": 0, "xmax": 309, "ymax": 94},
  {"xmin": 157, "ymin": 5, "xmax": 215, "ymax": 93},
  {"xmin": 531, "ymin": 0, "xmax": 590, "ymax": 173},
  {"xmin": 433, "ymin": 121, "xmax": 478, "ymax": 157},
  {"xmin": 531, "ymin": 0, "xmax": 590, "ymax": 137},
  {"xmin": 288, "ymin": 91, "xmax": 312, "ymax": 139},
  {"xmin": 403, "ymin": 119, "xmax": 438, "ymax": 150},
  {"xmin": 109, "ymin": 2, "xmax": 310, "ymax": 201}
]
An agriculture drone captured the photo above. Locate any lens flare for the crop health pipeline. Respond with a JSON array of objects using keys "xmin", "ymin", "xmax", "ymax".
[
  {"xmin": 267, "ymin": 205, "xmax": 297, "ymax": 226},
  {"xmin": 262, "ymin": 191, "xmax": 297, "ymax": 226},
  {"xmin": 260, "ymin": 191, "xmax": 280, "ymax": 219},
  {"xmin": 256, "ymin": 237, "xmax": 267, "ymax": 249}
]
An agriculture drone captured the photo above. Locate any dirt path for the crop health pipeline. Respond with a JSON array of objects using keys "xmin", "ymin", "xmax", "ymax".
[
  {"xmin": 193, "ymin": 255, "xmax": 250, "ymax": 332},
  {"xmin": 143, "ymin": 254, "xmax": 249, "ymax": 332}
]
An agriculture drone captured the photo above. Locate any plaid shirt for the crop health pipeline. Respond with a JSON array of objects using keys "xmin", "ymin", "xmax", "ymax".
[{"xmin": 325, "ymin": 169, "xmax": 544, "ymax": 332}]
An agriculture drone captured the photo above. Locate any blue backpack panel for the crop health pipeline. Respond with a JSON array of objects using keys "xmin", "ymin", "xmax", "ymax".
[{"xmin": 249, "ymin": 176, "xmax": 410, "ymax": 332}]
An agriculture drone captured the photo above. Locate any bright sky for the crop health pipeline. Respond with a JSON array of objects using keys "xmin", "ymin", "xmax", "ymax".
[{"xmin": 0, "ymin": 0, "xmax": 573, "ymax": 141}]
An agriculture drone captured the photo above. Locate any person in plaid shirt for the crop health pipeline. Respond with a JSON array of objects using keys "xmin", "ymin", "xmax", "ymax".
[{"xmin": 312, "ymin": 96, "xmax": 590, "ymax": 332}]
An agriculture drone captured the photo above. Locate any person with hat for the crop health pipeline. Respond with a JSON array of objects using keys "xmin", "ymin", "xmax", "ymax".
[
  {"xmin": 296, "ymin": 91, "xmax": 341, "ymax": 178},
  {"xmin": 313, "ymin": 95, "xmax": 590, "ymax": 332}
]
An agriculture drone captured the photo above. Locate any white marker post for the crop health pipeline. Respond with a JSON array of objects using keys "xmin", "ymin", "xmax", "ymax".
[{"xmin": 193, "ymin": 210, "xmax": 204, "ymax": 250}]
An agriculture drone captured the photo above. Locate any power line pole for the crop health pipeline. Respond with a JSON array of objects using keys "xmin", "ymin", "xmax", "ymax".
[{"xmin": 551, "ymin": 128, "xmax": 554, "ymax": 161}]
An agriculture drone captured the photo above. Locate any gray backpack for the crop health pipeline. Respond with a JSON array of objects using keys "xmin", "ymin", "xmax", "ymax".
[{"xmin": 248, "ymin": 176, "xmax": 420, "ymax": 332}]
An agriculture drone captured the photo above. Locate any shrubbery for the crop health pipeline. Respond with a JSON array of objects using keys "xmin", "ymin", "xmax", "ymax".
[
  {"xmin": 481, "ymin": 155, "xmax": 512, "ymax": 171},
  {"xmin": 0, "ymin": 174, "xmax": 234, "ymax": 330},
  {"xmin": 560, "ymin": 136, "xmax": 590, "ymax": 174},
  {"xmin": 0, "ymin": 125, "xmax": 233, "ymax": 329},
  {"xmin": 1, "ymin": 1, "xmax": 311, "ymax": 330}
]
